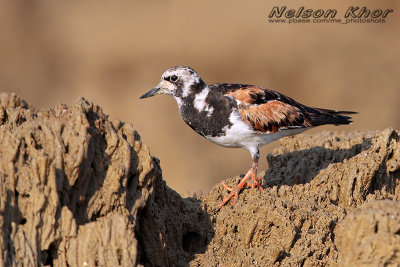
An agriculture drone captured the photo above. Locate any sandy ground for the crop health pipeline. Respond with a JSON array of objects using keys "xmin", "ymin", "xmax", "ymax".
[{"xmin": 1, "ymin": 93, "xmax": 400, "ymax": 266}]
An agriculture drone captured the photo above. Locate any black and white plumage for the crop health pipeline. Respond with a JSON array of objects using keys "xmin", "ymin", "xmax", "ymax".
[{"xmin": 140, "ymin": 65, "xmax": 356, "ymax": 210}]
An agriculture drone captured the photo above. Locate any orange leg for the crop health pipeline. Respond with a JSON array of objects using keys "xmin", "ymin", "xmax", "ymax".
[
  {"xmin": 216, "ymin": 154, "xmax": 263, "ymax": 211},
  {"xmin": 244, "ymin": 170, "xmax": 264, "ymax": 191}
]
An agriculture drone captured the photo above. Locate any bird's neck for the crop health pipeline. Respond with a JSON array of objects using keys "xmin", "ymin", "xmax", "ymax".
[
  {"xmin": 173, "ymin": 86, "xmax": 237, "ymax": 137},
  {"xmin": 173, "ymin": 81, "xmax": 208, "ymax": 110}
]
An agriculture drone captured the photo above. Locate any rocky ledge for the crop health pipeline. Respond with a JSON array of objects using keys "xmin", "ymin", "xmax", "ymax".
[{"xmin": 0, "ymin": 93, "xmax": 399, "ymax": 266}]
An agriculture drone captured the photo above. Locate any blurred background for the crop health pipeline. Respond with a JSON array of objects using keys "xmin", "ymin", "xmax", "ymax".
[{"xmin": 1, "ymin": 0, "xmax": 399, "ymax": 195}]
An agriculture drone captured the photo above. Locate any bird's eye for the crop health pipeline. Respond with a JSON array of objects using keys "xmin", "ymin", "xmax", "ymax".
[{"xmin": 170, "ymin": 75, "xmax": 178, "ymax": 82}]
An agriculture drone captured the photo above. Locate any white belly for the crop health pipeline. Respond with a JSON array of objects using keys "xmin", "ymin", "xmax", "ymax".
[{"xmin": 206, "ymin": 111, "xmax": 308, "ymax": 150}]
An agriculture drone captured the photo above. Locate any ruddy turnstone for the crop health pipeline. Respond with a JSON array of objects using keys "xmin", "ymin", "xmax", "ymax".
[{"xmin": 140, "ymin": 66, "xmax": 356, "ymax": 211}]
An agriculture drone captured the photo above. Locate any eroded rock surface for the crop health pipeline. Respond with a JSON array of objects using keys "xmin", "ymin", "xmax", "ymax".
[
  {"xmin": 336, "ymin": 200, "xmax": 400, "ymax": 266},
  {"xmin": 1, "ymin": 92, "xmax": 400, "ymax": 266},
  {"xmin": 197, "ymin": 128, "xmax": 400, "ymax": 266},
  {"xmin": 0, "ymin": 93, "xmax": 212, "ymax": 267}
]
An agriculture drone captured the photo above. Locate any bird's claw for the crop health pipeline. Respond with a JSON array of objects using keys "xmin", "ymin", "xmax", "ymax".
[
  {"xmin": 216, "ymin": 173, "xmax": 263, "ymax": 211},
  {"xmin": 244, "ymin": 174, "xmax": 264, "ymax": 190},
  {"xmin": 216, "ymin": 184, "xmax": 242, "ymax": 211}
]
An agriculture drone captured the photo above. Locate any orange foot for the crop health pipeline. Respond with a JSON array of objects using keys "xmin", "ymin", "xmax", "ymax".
[
  {"xmin": 244, "ymin": 172, "xmax": 264, "ymax": 190},
  {"xmin": 216, "ymin": 171, "xmax": 263, "ymax": 211}
]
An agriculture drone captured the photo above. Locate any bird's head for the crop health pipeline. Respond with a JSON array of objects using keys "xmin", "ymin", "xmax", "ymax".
[{"xmin": 140, "ymin": 66, "xmax": 206, "ymax": 100}]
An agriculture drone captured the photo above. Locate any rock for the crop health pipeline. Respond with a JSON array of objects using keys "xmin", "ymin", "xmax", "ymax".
[
  {"xmin": 197, "ymin": 129, "xmax": 400, "ymax": 266},
  {"xmin": 336, "ymin": 200, "xmax": 400, "ymax": 266},
  {"xmin": 1, "ymin": 92, "xmax": 400, "ymax": 266},
  {"xmin": 0, "ymin": 93, "xmax": 212, "ymax": 266}
]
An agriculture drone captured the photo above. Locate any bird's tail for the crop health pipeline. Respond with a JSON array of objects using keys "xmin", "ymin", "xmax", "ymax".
[{"xmin": 307, "ymin": 107, "xmax": 357, "ymax": 126}]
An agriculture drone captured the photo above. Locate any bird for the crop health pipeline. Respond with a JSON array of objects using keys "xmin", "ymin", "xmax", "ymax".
[{"xmin": 140, "ymin": 66, "xmax": 356, "ymax": 211}]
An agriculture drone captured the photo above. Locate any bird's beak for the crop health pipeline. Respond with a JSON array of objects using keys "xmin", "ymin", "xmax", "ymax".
[{"xmin": 140, "ymin": 86, "xmax": 162, "ymax": 99}]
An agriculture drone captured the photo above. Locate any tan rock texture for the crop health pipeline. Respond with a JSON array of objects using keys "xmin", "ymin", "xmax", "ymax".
[
  {"xmin": 336, "ymin": 200, "xmax": 400, "ymax": 266},
  {"xmin": 198, "ymin": 128, "xmax": 400, "ymax": 266},
  {"xmin": 0, "ymin": 93, "xmax": 211, "ymax": 266},
  {"xmin": 1, "ymin": 92, "xmax": 400, "ymax": 266}
]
